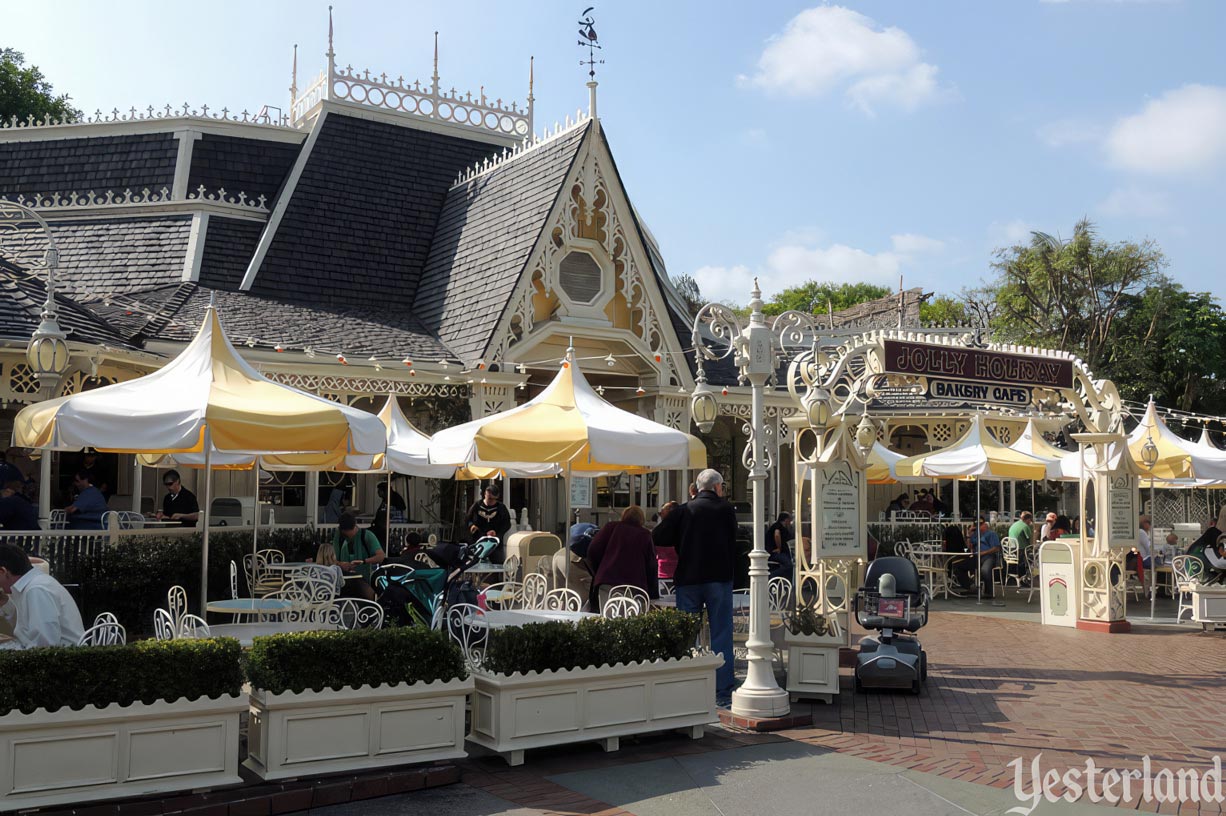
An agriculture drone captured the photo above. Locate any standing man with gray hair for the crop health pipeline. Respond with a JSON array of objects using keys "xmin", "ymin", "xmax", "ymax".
[{"xmin": 655, "ymin": 468, "xmax": 738, "ymax": 706}]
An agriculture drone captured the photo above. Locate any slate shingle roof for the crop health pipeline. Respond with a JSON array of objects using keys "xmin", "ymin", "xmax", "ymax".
[
  {"xmin": 135, "ymin": 285, "xmax": 455, "ymax": 359},
  {"xmin": 417, "ymin": 123, "xmax": 590, "ymax": 364},
  {"xmin": 187, "ymin": 134, "xmax": 302, "ymax": 203},
  {"xmin": 0, "ymin": 259, "xmax": 138, "ymax": 348},
  {"xmin": 0, "ymin": 134, "xmax": 178, "ymax": 196},
  {"xmin": 197, "ymin": 217, "xmax": 264, "ymax": 291},
  {"xmin": 248, "ymin": 113, "xmax": 499, "ymax": 310},
  {"xmin": 0, "ymin": 216, "xmax": 192, "ymax": 298}
]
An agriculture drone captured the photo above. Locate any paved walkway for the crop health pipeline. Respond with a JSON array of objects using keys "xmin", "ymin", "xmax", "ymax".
[{"xmin": 305, "ymin": 604, "xmax": 1226, "ymax": 815}]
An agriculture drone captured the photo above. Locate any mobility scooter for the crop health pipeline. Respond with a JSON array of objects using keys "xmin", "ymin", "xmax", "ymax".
[{"xmin": 853, "ymin": 556, "xmax": 930, "ymax": 694}]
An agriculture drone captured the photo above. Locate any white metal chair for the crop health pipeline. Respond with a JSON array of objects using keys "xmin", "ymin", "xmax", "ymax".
[
  {"xmin": 658, "ymin": 578, "xmax": 674, "ymax": 596},
  {"xmin": 608, "ymin": 584, "xmax": 651, "ymax": 611},
  {"xmin": 78, "ymin": 620, "xmax": 126, "ymax": 646},
  {"xmin": 445, "ymin": 603, "xmax": 488, "ymax": 670},
  {"xmin": 229, "ymin": 561, "xmax": 241, "ymax": 599},
  {"xmin": 1171, "ymin": 555, "xmax": 1203, "ymax": 623},
  {"xmin": 153, "ymin": 607, "xmax": 177, "ymax": 641},
  {"xmin": 482, "ymin": 581, "xmax": 524, "ymax": 610},
  {"xmin": 893, "ymin": 539, "xmax": 912, "ymax": 561},
  {"xmin": 502, "ymin": 554, "xmax": 521, "ymax": 583},
  {"xmin": 430, "ymin": 590, "xmax": 445, "ymax": 630},
  {"xmin": 1001, "ymin": 537, "xmax": 1022, "ymax": 589},
  {"xmin": 534, "ymin": 554, "xmax": 554, "ymax": 588},
  {"xmin": 177, "ymin": 614, "xmax": 212, "ymax": 638},
  {"xmin": 543, "ymin": 587, "xmax": 583, "ymax": 612},
  {"xmin": 521, "ymin": 572, "xmax": 548, "ymax": 609},
  {"xmin": 48, "ymin": 509, "xmax": 67, "ymax": 530},
  {"xmin": 329, "ymin": 597, "xmax": 384, "ymax": 629},
  {"xmin": 602, "ymin": 596, "xmax": 642, "ymax": 618},
  {"xmin": 167, "ymin": 585, "xmax": 188, "ymax": 630},
  {"xmin": 92, "ymin": 611, "xmax": 119, "ymax": 627},
  {"xmin": 767, "ymin": 576, "xmax": 792, "ymax": 665},
  {"xmin": 268, "ymin": 575, "xmax": 337, "ymax": 622},
  {"xmin": 1025, "ymin": 542, "xmax": 1042, "ymax": 603},
  {"xmin": 731, "ymin": 588, "xmax": 751, "ymax": 659}
]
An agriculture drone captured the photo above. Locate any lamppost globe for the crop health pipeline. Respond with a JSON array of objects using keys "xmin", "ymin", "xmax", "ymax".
[
  {"xmin": 26, "ymin": 316, "xmax": 71, "ymax": 384},
  {"xmin": 855, "ymin": 413, "xmax": 877, "ymax": 454},
  {"xmin": 803, "ymin": 388, "xmax": 830, "ymax": 432},
  {"xmin": 1140, "ymin": 437, "xmax": 1159, "ymax": 469},
  {"xmin": 690, "ymin": 378, "xmax": 719, "ymax": 434}
]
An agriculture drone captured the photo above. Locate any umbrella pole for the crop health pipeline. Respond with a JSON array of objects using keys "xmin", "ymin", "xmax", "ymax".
[
  {"xmin": 200, "ymin": 430, "xmax": 214, "ymax": 617},
  {"xmin": 385, "ymin": 471, "xmax": 392, "ymax": 553},
  {"xmin": 1150, "ymin": 476, "xmax": 1158, "ymax": 621},
  {"xmin": 563, "ymin": 464, "xmax": 572, "ymax": 595},
  {"xmin": 976, "ymin": 478, "xmax": 982, "ymax": 605},
  {"xmin": 251, "ymin": 464, "xmax": 259, "ymax": 600}
]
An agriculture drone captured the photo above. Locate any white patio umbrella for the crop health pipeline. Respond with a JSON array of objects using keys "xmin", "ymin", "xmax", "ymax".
[{"xmin": 13, "ymin": 306, "xmax": 386, "ymax": 613}]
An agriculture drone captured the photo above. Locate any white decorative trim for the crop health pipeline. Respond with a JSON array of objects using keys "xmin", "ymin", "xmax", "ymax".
[
  {"xmin": 0, "ymin": 694, "xmax": 245, "ymax": 810},
  {"xmin": 2, "ymin": 104, "xmax": 293, "ymax": 130},
  {"xmin": 468, "ymin": 654, "xmax": 720, "ymax": 766},
  {"xmin": 172, "ymin": 129, "xmax": 203, "ymax": 199},
  {"xmin": 245, "ymin": 678, "xmax": 472, "ymax": 781},
  {"xmin": 263, "ymin": 371, "xmax": 470, "ymax": 398},
  {"xmin": 241, "ymin": 109, "xmax": 330, "ymax": 290},
  {"xmin": 453, "ymin": 115, "xmax": 591, "ymax": 188},
  {"xmin": 0, "ymin": 113, "xmax": 305, "ymax": 145},
  {"xmin": 3, "ymin": 187, "xmax": 269, "ymax": 215},
  {"xmin": 182, "ymin": 212, "xmax": 209, "ymax": 282}
]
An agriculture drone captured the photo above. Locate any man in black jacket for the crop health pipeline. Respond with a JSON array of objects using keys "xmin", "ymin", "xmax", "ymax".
[{"xmin": 656, "ymin": 468, "xmax": 738, "ymax": 706}]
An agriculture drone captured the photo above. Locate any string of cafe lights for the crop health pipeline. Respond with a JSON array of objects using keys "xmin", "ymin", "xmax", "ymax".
[{"xmin": 1121, "ymin": 399, "xmax": 1226, "ymax": 438}]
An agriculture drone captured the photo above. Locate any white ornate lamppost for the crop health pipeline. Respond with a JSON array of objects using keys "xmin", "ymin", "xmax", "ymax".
[
  {"xmin": 1, "ymin": 201, "xmax": 72, "ymax": 527},
  {"xmin": 690, "ymin": 279, "xmax": 819, "ymax": 719}
]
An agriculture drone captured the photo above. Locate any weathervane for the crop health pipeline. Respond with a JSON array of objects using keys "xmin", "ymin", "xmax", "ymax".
[{"xmin": 578, "ymin": 6, "xmax": 604, "ymax": 79}]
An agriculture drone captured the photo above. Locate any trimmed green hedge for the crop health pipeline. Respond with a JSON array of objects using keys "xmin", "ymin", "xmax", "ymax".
[
  {"xmin": 0, "ymin": 637, "xmax": 243, "ymax": 716},
  {"xmin": 245, "ymin": 626, "xmax": 466, "ymax": 694},
  {"xmin": 481, "ymin": 608, "xmax": 702, "ymax": 676}
]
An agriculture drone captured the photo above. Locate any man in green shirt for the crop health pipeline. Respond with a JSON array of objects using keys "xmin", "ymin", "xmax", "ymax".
[
  {"xmin": 1008, "ymin": 511, "xmax": 1034, "ymax": 586},
  {"xmin": 332, "ymin": 513, "xmax": 386, "ymax": 600}
]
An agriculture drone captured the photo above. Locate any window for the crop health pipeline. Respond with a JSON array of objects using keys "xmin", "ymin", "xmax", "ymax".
[{"xmin": 558, "ymin": 251, "xmax": 603, "ymax": 303}]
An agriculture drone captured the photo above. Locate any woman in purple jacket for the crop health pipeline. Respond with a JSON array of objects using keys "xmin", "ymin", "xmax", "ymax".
[{"xmin": 587, "ymin": 505, "xmax": 659, "ymax": 612}]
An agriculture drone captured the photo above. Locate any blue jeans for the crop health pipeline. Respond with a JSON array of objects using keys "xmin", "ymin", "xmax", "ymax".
[{"xmin": 676, "ymin": 581, "xmax": 735, "ymax": 700}]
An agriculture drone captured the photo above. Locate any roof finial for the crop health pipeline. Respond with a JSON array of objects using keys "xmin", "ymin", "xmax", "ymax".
[
  {"xmin": 327, "ymin": 6, "xmax": 334, "ymax": 57},
  {"xmin": 432, "ymin": 31, "xmax": 440, "ymax": 96},
  {"xmin": 527, "ymin": 55, "xmax": 536, "ymax": 138},
  {"xmin": 290, "ymin": 44, "xmax": 298, "ymax": 106}
]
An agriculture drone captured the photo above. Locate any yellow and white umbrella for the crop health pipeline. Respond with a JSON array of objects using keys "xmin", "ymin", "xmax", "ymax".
[{"xmin": 897, "ymin": 414, "xmax": 1054, "ymax": 481}]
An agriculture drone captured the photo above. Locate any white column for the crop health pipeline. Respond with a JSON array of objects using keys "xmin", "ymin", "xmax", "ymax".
[
  {"xmin": 305, "ymin": 471, "xmax": 320, "ymax": 525},
  {"xmin": 131, "ymin": 455, "xmax": 143, "ymax": 512},
  {"xmin": 38, "ymin": 452, "xmax": 52, "ymax": 529},
  {"xmin": 952, "ymin": 479, "xmax": 961, "ymax": 519}
]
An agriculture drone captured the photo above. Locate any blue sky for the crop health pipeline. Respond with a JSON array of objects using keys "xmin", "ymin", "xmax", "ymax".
[{"xmin": 6, "ymin": 0, "xmax": 1225, "ymax": 306}]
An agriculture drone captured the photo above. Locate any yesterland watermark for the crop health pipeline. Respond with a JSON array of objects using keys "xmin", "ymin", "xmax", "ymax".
[{"xmin": 1007, "ymin": 753, "xmax": 1225, "ymax": 814}]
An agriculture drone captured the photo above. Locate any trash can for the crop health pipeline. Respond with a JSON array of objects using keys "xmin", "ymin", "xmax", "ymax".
[{"xmin": 1039, "ymin": 540, "xmax": 1077, "ymax": 627}]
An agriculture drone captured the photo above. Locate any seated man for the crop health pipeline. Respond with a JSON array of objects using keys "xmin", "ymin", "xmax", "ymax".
[
  {"xmin": 1008, "ymin": 511, "xmax": 1034, "ymax": 585},
  {"xmin": 1202, "ymin": 537, "xmax": 1226, "ymax": 585},
  {"xmin": 0, "ymin": 542, "xmax": 85, "ymax": 649},
  {"xmin": 332, "ymin": 513, "xmax": 385, "ymax": 601},
  {"xmin": 961, "ymin": 518, "xmax": 1002, "ymax": 599},
  {"xmin": 65, "ymin": 470, "xmax": 107, "ymax": 530},
  {"xmin": 1127, "ymin": 514, "xmax": 1154, "ymax": 584}
]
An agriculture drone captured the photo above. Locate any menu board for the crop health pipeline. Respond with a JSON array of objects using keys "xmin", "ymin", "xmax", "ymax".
[
  {"xmin": 569, "ymin": 476, "xmax": 592, "ymax": 509},
  {"xmin": 1108, "ymin": 476, "xmax": 1136, "ymax": 542},
  {"xmin": 819, "ymin": 463, "xmax": 862, "ymax": 556}
]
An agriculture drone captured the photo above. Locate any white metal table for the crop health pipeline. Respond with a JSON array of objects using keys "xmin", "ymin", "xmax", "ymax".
[
  {"xmin": 205, "ymin": 598, "xmax": 294, "ymax": 616},
  {"xmin": 193, "ymin": 621, "xmax": 341, "ymax": 647},
  {"xmin": 478, "ymin": 609, "xmax": 598, "ymax": 628},
  {"xmin": 653, "ymin": 594, "xmax": 750, "ymax": 610}
]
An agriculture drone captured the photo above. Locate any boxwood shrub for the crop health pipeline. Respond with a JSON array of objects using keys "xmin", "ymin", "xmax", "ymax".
[
  {"xmin": 481, "ymin": 608, "xmax": 702, "ymax": 675},
  {"xmin": 245, "ymin": 626, "xmax": 466, "ymax": 694},
  {"xmin": 0, "ymin": 637, "xmax": 243, "ymax": 716}
]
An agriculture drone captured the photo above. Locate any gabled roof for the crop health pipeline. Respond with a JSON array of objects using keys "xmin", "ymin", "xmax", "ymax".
[
  {"xmin": 0, "ymin": 216, "xmax": 192, "ymax": 297},
  {"xmin": 0, "ymin": 260, "xmax": 137, "ymax": 349},
  {"xmin": 245, "ymin": 112, "xmax": 499, "ymax": 310},
  {"xmin": 416, "ymin": 123, "xmax": 590, "ymax": 364}
]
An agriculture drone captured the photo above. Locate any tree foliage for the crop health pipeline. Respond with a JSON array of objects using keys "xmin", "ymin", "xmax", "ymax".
[
  {"xmin": 762, "ymin": 281, "xmax": 891, "ymax": 317},
  {"xmin": 670, "ymin": 273, "xmax": 705, "ymax": 316},
  {"xmin": 988, "ymin": 219, "xmax": 1166, "ymax": 373},
  {"xmin": 0, "ymin": 48, "xmax": 80, "ymax": 123}
]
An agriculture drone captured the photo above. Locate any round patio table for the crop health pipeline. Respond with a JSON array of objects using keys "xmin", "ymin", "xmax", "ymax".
[
  {"xmin": 653, "ymin": 594, "xmax": 750, "ymax": 610},
  {"xmin": 206, "ymin": 597, "xmax": 293, "ymax": 615},
  {"xmin": 478, "ymin": 609, "xmax": 598, "ymax": 628},
  {"xmin": 203, "ymin": 621, "xmax": 341, "ymax": 647}
]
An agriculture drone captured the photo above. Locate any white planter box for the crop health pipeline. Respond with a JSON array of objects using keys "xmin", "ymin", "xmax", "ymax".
[
  {"xmin": 469, "ymin": 653, "xmax": 722, "ymax": 766},
  {"xmin": 0, "ymin": 694, "xmax": 245, "ymax": 811},
  {"xmin": 785, "ymin": 631, "xmax": 842, "ymax": 703},
  {"xmin": 245, "ymin": 677, "xmax": 473, "ymax": 781}
]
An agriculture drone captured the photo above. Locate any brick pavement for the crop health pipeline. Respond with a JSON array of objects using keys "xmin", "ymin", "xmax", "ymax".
[{"xmin": 457, "ymin": 612, "xmax": 1226, "ymax": 815}]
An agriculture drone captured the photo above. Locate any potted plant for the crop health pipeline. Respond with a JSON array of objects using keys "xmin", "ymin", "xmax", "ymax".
[
  {"xmin": 0, "ymin": 638, "xmax": 245, "ymax": 810},
  {"xmin": 784, "ymin": 603, "xmax": 843, "ymax": 703},
  {"xmin": 467, "ymin": 609, "xmax": 721, "ymax": 766},
  {"xmin": 244, "ymin": 627, "xmax": 473, "ymax": 780}
]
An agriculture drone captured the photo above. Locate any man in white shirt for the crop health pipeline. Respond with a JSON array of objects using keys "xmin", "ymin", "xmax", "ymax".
[
  {"xmin": 0, "ymin": 543, "xmax": 85, "ymax": 649},
  {"xmin": 1040, "ymin": 512, "xmax": 1057, "ymax": 541},
  {"xmin": 1136, "ymin": 515, "xmax": 1153, "ymax": 567}
]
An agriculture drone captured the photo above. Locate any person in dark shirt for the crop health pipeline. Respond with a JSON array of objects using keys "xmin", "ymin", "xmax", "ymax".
[
  {"xmin": 372, "ymin": 482, "xmax": 407, "ymax": 531},
  {"xmin": 464, "ymin": 484, "xmax": 512, "ymax": 562},
  {"xmin": 766, "ymin": 511, "xmax": 795, "ymax": 580},
  {"xmin": 65, "ymin": 471, "xmax": 107, "ymax": 530},
  {"xmin": 654, "ymin": 468, "xmax": 738, "ymax": 707},
  {"xmin": 0, "ymin": 481, "xmax": 39, "ymax": 531},
  {"xmin": 156, "ymin": 469, "xmax": 200, "ymax": 527}
]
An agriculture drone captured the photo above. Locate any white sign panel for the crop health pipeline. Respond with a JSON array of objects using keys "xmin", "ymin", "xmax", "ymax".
[
  {"xmin": 569, "ymin": 476, "xmax": 593, "ymax": 509},
  {"xmin": 1108, "ymin": 475, "xmax": 1136, "ymax": 543},
  {"xmin": 818, "ymin": 462, "xmax": 863, "ymax": 557}
]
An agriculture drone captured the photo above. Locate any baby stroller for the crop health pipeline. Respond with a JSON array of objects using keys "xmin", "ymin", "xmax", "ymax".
[
  {"xmin": 372, "ymin": 536, "xmax": 499, "ymax": 628},
  {"xmin": 853, "ymin": 556, "xmax": 930, "ymax": 694}
]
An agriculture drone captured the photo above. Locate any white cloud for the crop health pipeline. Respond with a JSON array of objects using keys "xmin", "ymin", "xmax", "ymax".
[
  {"xmin": 1105, "ymin": 84, "xmax": 1226, "ymax": 175},
  {"xmin": 693, "ymin": 231, "xmax": 945, "ymax": 304},
  {"xmin": 987, "ymin": 219, "xmax": 1037, "ymax": 247},
  {"xmin": 1097, "ymin": 185, "xmax": 1172, "ymax": 218},
  {"xmin": 1036, "ymin": 118, "xmax": 1103, "ymax": 148},
  {"xmin": 739, "ymin": 6, "xmax": 948, "ymax": 114}
]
